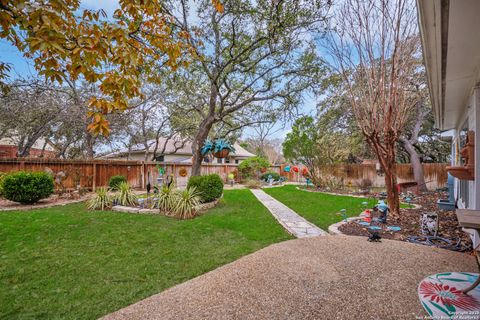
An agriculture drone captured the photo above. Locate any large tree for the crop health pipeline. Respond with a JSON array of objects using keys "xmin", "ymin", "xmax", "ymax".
[
  {"xmin": 0, "ymin": 0, "xmax": 213, "ymax": 134},
  {"xmin": 163, "ymin": 0, "xmax": 331, "ymax": 175},
  {"xmin": 324, "ymin": 0, "xmax": 419, "ymax": 217},
  {"xmin": 283, "ymin": 115, "xmax": 350, "ymax": 187}
]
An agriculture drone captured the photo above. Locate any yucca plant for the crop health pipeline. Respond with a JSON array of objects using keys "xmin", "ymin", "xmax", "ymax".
[
  {"xmin": 87, "ymin": 187, "xmax": 111, "ymax": 210},
  {"xmin": 113, "ymin": 182, "xmax": 137, "ymax": 206},
  {"xmin": 158, "ymin": 183, "xmax": 176, "ymax": 214},
  {"xmin": 173, "ymin": 187, "xmax": 201, "ymax": 219}
]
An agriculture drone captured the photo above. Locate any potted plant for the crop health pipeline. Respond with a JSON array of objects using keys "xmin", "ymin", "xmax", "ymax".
[
  {"xmin": 200, "ymin": 139, "xmax": 215, "ymax": 156},
  {"xmin": 213, "ymin": 139, "xmax": 235, "ymax": 158}
]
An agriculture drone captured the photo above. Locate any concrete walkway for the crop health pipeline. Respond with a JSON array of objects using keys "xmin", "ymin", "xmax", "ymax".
[
  {"xmin": 102, "ymin": 236, "xmax": 477, "ymax": 320},
  {"xmin": 250, "ymin": 189, "xmax": 328, "ymax": 238}
]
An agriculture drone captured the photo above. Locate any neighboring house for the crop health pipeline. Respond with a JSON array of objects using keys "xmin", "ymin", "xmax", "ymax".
[
  {"xmin": 103, "ymin": 137, "xmax": 256, "ymax": 164},
  {"xmin": 0, "ymin": 136, "xmax": 56, "ymax": 158},
  {"xmin": 418, "ymin": 0, "xmax": 480, "ymax": 243}
]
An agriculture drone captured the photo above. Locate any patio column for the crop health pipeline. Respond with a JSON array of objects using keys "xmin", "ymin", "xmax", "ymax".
[{"xmin": 473, "ymin": 85, "xmax": 480, "ymax": 210}]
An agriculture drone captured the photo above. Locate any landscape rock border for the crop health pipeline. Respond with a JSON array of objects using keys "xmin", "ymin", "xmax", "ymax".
[{"xmin": 111, "ymin": 198, "xmax": 221, "ymax": 216}]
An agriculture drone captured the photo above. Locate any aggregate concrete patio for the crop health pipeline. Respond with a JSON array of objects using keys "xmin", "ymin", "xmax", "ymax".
[{"xmin": 102, "ymin": 236, "xmax": 477, "ymax": 320}]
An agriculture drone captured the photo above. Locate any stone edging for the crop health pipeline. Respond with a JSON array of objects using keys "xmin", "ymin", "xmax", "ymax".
[
  {"xmin": 112, "ymin": 198, "xmax": 221, "ymax": 215},
  {"xmin": 328, "ymin": 213, "xmax": 368, "ymax": 235},
  {"xmin": 295, "ymin": 187, "xmax": 422, "ymax": 209}
]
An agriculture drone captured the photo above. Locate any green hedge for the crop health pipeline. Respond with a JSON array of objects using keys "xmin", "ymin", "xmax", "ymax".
[
  {"xmin": 260, "ymin": 171, "xmax": 281, "ymax": 182},
  {"xmin": 108, "ymin": 175, "xmax": 127, "ymax": 190},
  {"xmin": 2, "ymin": 171, "xmax": 54, "ymax": 204},
  {"xmin": 187, "ymin": 174, "xmax": 223, "ymax": 203},
  {"xmin": 238, "ymin": 156, "xmax": 270, "ymax": 179},
  {"xmin": 0, "ymin": 172, "xmax": 6, "ymax": 197}
]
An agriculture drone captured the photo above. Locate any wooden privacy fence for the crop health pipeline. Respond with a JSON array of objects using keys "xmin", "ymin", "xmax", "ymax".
[
  {"xmin": 277, "ymin": 163, "xmax": 449, "ymax": 190},
  {"xmin": 0, "ymin": 158, "xmax": 448, "ymax": 191}
]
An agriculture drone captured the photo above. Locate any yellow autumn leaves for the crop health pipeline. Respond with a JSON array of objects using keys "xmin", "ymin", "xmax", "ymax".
[{"xmin": 0, "ymin": 0, "xmax": 224, "ymax": 136}]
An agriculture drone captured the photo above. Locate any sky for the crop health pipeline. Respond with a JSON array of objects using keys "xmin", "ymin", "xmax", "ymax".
[{"xmin": 0, "ymin": 0, "xmax": 318, "ymax": 140}]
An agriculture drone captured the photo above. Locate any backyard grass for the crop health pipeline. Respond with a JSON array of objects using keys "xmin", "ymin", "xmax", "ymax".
[
  {"xmin": 264, "ymin": 185, "xmax": 376, "ymax": 230},
  {"xmin": 0, "ymin": 189, "xmax": 292, "ymax": 319}
]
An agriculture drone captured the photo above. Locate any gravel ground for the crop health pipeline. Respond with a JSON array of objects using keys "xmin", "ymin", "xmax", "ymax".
[{"xmin": 102, "ymin": 236, "xmax": 477, "ymax": 320}]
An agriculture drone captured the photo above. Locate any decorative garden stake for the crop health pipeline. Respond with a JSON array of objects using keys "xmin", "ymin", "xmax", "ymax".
[
  {"xmin": 340, "ymin": 209, "xmax": 347, "ymax": 222},
  {"xmin": 146, "ymin": 170, "xmax": 152, "ymax": 206},
  {"xmin": 156, "ymin": 164, "xmax": 165, "ymax": 186}
]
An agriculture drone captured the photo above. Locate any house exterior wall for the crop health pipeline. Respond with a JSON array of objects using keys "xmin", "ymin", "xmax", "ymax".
[
  {"xmin": 0, "ymin": 145, "xmax": 56, "ymax": 158},
  {"xmin": 111, "ymin": 152, "xmax": 249, "ymax": 164},
  {"xmin": 452, "ymin": 86, "xmax": 480, "ymax": 210},
  {"xmin": 451, "ymin": 86, "xmax": 480, "ymax": 249},
  {"xmin": 113, "ymin": 152, "xmax": 191, "ymax": 162}
]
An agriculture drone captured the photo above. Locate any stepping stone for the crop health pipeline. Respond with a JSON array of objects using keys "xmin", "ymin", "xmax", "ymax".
[{"xmin": 250, "ymin": 189, "xmax": 328, "ymax": 238}]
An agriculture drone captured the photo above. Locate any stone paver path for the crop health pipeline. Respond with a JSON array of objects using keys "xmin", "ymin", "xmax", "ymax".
[{"xmin": 250, "ymin": 189, "xmax": 328, "ymax": 238}]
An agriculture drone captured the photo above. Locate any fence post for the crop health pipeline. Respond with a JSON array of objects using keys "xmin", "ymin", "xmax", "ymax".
[
  {"xmin": 92, "ymin": 162, "xmax": 97, "ymax": 191},
  {"xmin": 141, "ymin": 162, "xmax": 145, "ymax": 190}
]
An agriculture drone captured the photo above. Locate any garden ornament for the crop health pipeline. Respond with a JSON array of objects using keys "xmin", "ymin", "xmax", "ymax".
[
  {"xmin": 367, "ymin": 231, "xmax": 382, "ymax": 242},
  {"xmin": 146, "ymin": 171, "xmax": 152, "ymax": 206},
  {"xmin": 138, "ymin": 198, "xmax": 145, "ymax": 209},
  {"xmin": 421, "ymin": 212, "xmax": 439, "ymax": 236},
  {"xmin": 267, "ymin": 174, "xmax": 273, "ymax": 186},
  {"xmin": 340, "ymin": 209, "xmax": 347, "ymax": 222},
  {"xmin": 292, "ymin": 166, "xmax": 299, "ymax": 173},
  {"xmin": 166, "ymin": 175, "xmax": 174, "ymax": 188},
  {"xmin": 376, "ymin": 200, "xmax": 389, "ymax": 223},
  {"xmin": 156, "ymin": 163, "xmax": 165, "ymax": 175},
  {"xmin": 146, "ymin": 171, "xmax": 152, "ymax": 194},
  {"xmin": 284, "ymin": 165, "xmax": 291, "ymax": 172}
]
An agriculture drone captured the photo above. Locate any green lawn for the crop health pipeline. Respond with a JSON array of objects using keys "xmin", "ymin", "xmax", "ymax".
[
  {"xmin": 0, "ymin": 189, "xmax": 292, "ymax": 319},
  {"xmin": 264, "ymin": 185, "xmax": 376, "ymax": 230}
]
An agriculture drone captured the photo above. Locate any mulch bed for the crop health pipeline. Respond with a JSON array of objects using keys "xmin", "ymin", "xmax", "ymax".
[
  {"xmin": 0, "ymin": 192, "xmax": 91, "ymax": 211},
  {"xmin": 337, "ymin": 190, "xmax": 473, "ymax": 251}
]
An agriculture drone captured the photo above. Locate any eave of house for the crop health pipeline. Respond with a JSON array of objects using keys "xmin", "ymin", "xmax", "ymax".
[{"xmin": 417, "ymin": 0, "xmax": 480, "ymax": 130}]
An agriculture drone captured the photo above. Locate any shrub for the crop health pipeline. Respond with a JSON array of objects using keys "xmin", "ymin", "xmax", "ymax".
[
  {"xmin": 173, "ymin": 187, "xmax": 201, "ymax": 219},
  {"xmin": 2, "ymin": 171, "xmax": 54, "ymax": 204},
  {"xmin": 238, "ymin": 156, "xmax": 270, "ymax": 179},
  {"xmin": 108, "ymin": 175, "xmax": 127, "ymax": 190},
  {"xmin": 87, "ymin": 187, "xmax": 111, "ymax": 210},
  {"xmin": 260, "ymin": 171, "xmax": 281, "ymax": 182},
  {"xmin": 245, "ymin": 179, "xmax": 262, "ymax": 189},
  {"xmin": 158, "ymin": 184, "xmax": 176, "ymax": 214},
  {"xmin": 187, "ymin": 174, "xmax": 223, "ymax": 203},
  {"xmin": 113, "ymin": 182, "xmax": 137, "ymax": 206},
  {"xmin": 0, "ymin": 172, "xmax": 6, "ymax": 197},
  {"xmin": 355, "ymin": 178, "xmax": 373, "ymax": 190}
]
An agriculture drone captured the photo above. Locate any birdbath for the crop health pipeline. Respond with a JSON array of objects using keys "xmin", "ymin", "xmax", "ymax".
[
  {"xmin": 362, "ymin": 201, "xmax": 368, "ymax": 210},
  {"xmin": 405, "ymin": 197, "xmax": 412, "ymax": 208}
]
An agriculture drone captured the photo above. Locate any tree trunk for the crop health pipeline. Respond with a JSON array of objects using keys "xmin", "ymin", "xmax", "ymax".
[
  {"xmin": 85, "ymin": 132, "xmax": 95, "ymax": 159},
  {"xmin": 191, "ymin": 117, "xmax": 215, "ymax": 176},
  {"xmin": 400, "ymin": 137, "xmax": 427, "ymax": 192},
  {"xmin": 369, "ymin": 137, "xmax": 401, "ymax": 218},
  {"xmin": 384, "ymin": 163, "xmax": 400, "ymax": 218}
]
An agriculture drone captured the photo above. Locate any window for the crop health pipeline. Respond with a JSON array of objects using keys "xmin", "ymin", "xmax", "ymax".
[
  {"xmin": 154, "ymin": 155, "xmax": 165, "ymax": 162},
  {"xmin": 235, "ymin": 159, "xmax": 239, "ymax": 164},
  {"xmin": 225, "ymin": 158, "xmax": 230, "ymax": 164},
  {"xmin": 217, "ymin": 157, "xmax": 223, "ymax": 164}
]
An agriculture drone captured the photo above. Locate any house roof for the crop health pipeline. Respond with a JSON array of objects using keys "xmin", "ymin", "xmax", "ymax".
[
  {"xmin": 104, "ymin": 137, "xmax": 255, "ymax": 159},
  {"xmin": 417, "ymin": 0, "xmax": 480, "ymax": 130},
  {"xmin": 0, "ymin": 136, "xmax": 56, "ymax": 152}
]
